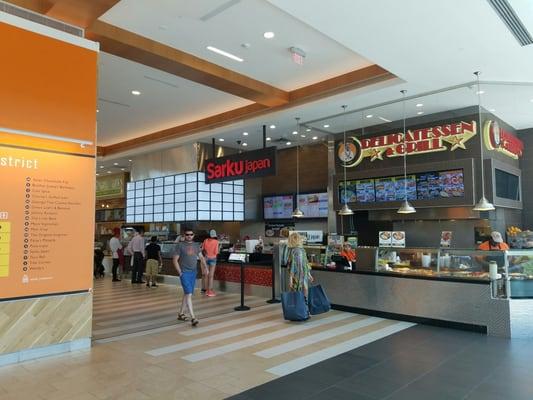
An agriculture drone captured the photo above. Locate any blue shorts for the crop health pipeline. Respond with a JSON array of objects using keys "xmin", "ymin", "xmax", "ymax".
[
  {"xmin": 180, "ymin": 270, "xmax": 197, "ymax": 294},
  {"xmin": 206, "ymin": 258, "xmax": 217, "ymax": 267}
]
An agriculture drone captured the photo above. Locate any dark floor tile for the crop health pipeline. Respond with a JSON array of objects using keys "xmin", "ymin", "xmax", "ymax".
[
  {"xmin": 335, "ymin": 372, "xmax": 407, "ymax": 399},
  {"xmin": 317, "ymin": 353, "xmax": 380, "ymax": 378},
  {"xmin": 309, "ymin": 386, "xmax": 377, "ymax": 400}
]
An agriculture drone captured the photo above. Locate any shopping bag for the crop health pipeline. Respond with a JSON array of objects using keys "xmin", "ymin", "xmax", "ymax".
[
  {"xmin": 308, "ymin": 284, "xmax": 330, "ymax": 315},
  {"xmin": 281, "ymin": 291, "xmax": 309, "ymax": 321}
]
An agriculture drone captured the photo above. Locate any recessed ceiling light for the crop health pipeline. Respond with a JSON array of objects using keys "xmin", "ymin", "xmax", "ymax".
[
  {"xmin": 489, "ymin": 108, "xmax": 496, "ymax": 112},
  {"xmin": 96, "ymin": 109, "xmax": 99, "ymax": 113},
  {"xmin": 323, "ymin": 124, "xmax": 330, "ymax": 128},
  {"xmin": 263, "ymin": 31, "xmax": 275, "ymax": 39},
  {"xmin": 96, "ymin": 173, "xmax": 99, "ymax": 176},
  {"xmin": 417, "ymin": 111, "xmax": 424, "ymax": 115},
  {"xmin": 378, "ymin": 116, "xmax": 392, "ymax": 122},
  {"xmin": 218, "ymin": 138, "xmax": 225, "ymax": 142},
  {"xmin": 286, "ymin": 141, "xmax": 291, "ymax": 145},
  {"xmin": 300, "ymin": 134, "xmax": 306, "ymax": 138},
  {"xmin": 269, "ymin": 124, "xmax": 276, "ymax": 129},
  {"xmin": 266, "ymin": 137, "xmax": 271, "ymax": 141},
  {"xmin": 113, "ymin": 162, "xmax": 119, "ymax": 166},
  {"xmin": 131, "ymin": 90, "xmax": 141, "ymax": 95},
  {"xmin": 476, "ymin": 90, "xmax": 485, "ymax": 95},
  {"xmin": 306, "ymin": 128, "xmax": 311, "ymax": 132},
  {"xmin": 206, "ymin": 46, "xmax": 243, "ymax": 62},
  {"xmin": 243, "ymin": 132, "xmax": 249, "ymax": 136},
  {"xmin": 99, "ymin": 165, "xmax": 104, "ymax": 169},
  {"xmin": 292, "ymin": 131, "xmax": 298, "ymax": 135},
  {"xmin": 416, "ymin": 103, "xmax": 423, "ymax": 107},
  {"xmin": 242, "ymin": 142, "xmax": 248, "ymax": 146},
  {"xmin": 365, "ymin": 114, "xmax": 373, "ymax": 118},
  {"xmin": 128, "ymin": 159, "xmax": 132, "ymax": 162},
  {"xmin": 121, "ymin": 168, "xmax": 126, "ymax": 171},
  {"xmin": 312, "ymin": 136, "xmax": 318, "ymax": 140},
  {"xmin": 107, "ymin": 171, "xmax": 112, "ymax": 174}
]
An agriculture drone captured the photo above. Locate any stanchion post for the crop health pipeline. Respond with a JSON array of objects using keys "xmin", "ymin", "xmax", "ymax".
[
  {"xmin": 234, "ymin": 260, "xmax": 250, "ymax": 311},
  {"xmin": 266, "ymin": 262, "xmax": 281, "ymax": 303}
]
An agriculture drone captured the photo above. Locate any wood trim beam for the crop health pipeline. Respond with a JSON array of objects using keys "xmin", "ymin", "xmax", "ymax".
[
  {"xmin": 5, "ymin": 0, "xmax": 120, "ymax": 28},
  {"xmin": 85, "ymin": 21, "xmax": 290, "ymax": 107},
  {"xmin": 100, "ymin": 66, "xmax": 397, "ymax": 156}
]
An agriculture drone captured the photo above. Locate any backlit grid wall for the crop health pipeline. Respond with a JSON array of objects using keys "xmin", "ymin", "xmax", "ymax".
[{"xmin": 126, "ymin": 172, "xmax": 244, "ymax": 223}]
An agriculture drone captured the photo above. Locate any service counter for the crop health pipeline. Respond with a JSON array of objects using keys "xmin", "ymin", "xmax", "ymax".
[{"xmin": 278, "ymin": 245, "xmax": 533, "ymax": 338}]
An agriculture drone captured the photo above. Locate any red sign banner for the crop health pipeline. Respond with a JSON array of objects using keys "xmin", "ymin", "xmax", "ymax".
[
  {"xmin": 483, "ymin": 120, "xmax": 523, "ymax": 159},
  {"xmin": 338, "ymin": 121, "xmax": 477, "ymax": 168},
  {"xmin": 205, "ymin": 147, "xmax": 277, "ymax": 183}
]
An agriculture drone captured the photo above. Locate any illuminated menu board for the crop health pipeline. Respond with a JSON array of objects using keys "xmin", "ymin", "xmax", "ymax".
[
  {"xmin": 264, "ymin": 195, "xmax": 294, "ymax": 220},
  {"xmin": 338, "ymin": 169, "xmax": 465, "ymax": 204},
  {"xmin": 126, "ymin": 172, "xmax": 244, "ymax": 223},
  {"xmin": 297, "ymin": 193, "xmax": 328, "ymax": 218}
]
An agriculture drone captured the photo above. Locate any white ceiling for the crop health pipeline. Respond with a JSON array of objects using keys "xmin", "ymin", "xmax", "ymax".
[
  {"xmin": 100, "ymin": 0, "xmax": 371, "ymax": 90},
  {"xmin": 96, "ymin": 0, "xmax": 533, "ymax": 162}
]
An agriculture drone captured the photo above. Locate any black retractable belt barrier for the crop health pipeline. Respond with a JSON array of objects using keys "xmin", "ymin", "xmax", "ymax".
[
  {"xmin": 234, "ymin": 260, "xmax": 250, "ymax": 311},
  {"xmin": 266, "ymin": 262, "xmax": 281, "ymax": 304}
]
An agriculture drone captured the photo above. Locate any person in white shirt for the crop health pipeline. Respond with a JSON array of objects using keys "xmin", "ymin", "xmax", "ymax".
[
  {"xmin": 127, "ymin": 227, "xmax": 146, "ymax": 284},
  {"xmin": 109, "ymin": 227, "xmax": 122, "ymax": 282}
]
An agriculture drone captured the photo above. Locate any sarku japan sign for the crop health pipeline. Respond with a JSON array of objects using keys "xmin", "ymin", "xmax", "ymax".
[{"xmin": 338, "ymin": 121, "xmax": 477, "ymax": 168}]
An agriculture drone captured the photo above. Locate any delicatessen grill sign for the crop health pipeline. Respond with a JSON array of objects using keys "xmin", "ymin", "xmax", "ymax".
[
  {"xmin": 338, "ymin": 121, "xmax": 477, "ymax": 168},
  {"xmin": 483, "ymin": 120, "xmax": 523, "ymax": 159},
  {"xmin": 205, "ymin": 146, "xmax": 277, "ymax": 183}
]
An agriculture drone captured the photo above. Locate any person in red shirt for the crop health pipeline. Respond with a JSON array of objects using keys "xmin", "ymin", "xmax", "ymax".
[
  {"xmin": 477, "ymin": 231, "xmax": 509, "ymax": 251},
  {"xmin": 340, "ymin": 243, "xmax": 357, "ymax": 262},
  {"xmin": 201, "ymin": 229, "xmax": 220, "ymax": 297}
]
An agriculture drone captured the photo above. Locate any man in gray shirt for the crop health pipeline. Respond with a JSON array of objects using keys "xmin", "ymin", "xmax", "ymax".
[{"xmin": 173, "ymin": 228, "xmax": 207, "ymax": 327}]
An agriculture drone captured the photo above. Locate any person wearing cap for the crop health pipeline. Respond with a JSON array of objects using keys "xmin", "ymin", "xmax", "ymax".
[
  {"xmin": 109, "ymin": 227, "xmax": 123, "ymax": 282},
  {"xmin": 478, "ymin": 231, "xmax": 509, "ymax": 251},
  {"xmin": 201, "ymin": 229, "xmax": 220, "ymax": 297}
]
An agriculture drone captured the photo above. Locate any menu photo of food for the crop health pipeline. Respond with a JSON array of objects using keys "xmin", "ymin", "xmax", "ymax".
[
  {"xmin": 356, "ymin": 179, "xmax": 375, "ymax": 203},
  {"xmin": 379, "ymin": 231, "xmax": 392, "ymax": 247},
  {"xmin": 438, "ymin": 170, "xmax": 464, "ymax": 198},
  {"xmin": 391, "ymin": 231, "xmax": 406, "ymax": 248},
  {"xmin": 338, "ymin": 180, "xmax": 357, "ymax": 203},
  {"xmin": 375, "ymin": 177, "xmax": 396, "ymax": 202},
  {"xmin": 394, "ymin": 175, "xmax": 416, "ymax": 201},
  {"xmin": 440, "ymin": 231, "xmax": 452, "ymax": 247}
]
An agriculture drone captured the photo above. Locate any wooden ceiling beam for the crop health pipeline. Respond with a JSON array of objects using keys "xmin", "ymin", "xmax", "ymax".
[
  {"xmin": 5, "ymin": 0, "xmax": 120, "ymax": 28},
  {"xmin": 100, "ymin": 65, "xmax": 397, "ymax": 156},
  {"xmin": 85, "ymin": 21, "xmax": 290, "ymax": 107}
]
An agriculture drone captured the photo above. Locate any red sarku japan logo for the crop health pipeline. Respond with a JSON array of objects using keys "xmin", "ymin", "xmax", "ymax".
[
  {"xmin": 206, "ymin": 158, "xmax": 272, "ymax": 180},
  {"xmin": 338, "ymin": 121, "xmax": 477, "ymax": 167},
  {"xmin": 483, "ymin": 120, "xmax": 523, "ymax": 159}
]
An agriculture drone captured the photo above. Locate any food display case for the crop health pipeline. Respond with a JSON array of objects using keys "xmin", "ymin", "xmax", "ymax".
[{"xmin": 506, "ymin": 251, "xmax": 533, "ymax": 298}]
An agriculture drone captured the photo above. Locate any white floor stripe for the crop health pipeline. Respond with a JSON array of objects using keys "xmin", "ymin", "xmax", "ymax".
[
  {"xmin": 95, "ymin": 298, "xmax": 266, "ymax": 327},
  {"xmin": 180, "ymin": 309, "xmax": 282, "ymax": 336},
  {"xmin": 94, "ymin": 305, "xmax": 278, "ymax": 344},
  {"xmin": 265, "ymin": 321, "xmax": 416, "ymax": 376},
  {"xmin": 181, "ymin": 312, "xmax": 354, "ymax": 362},
  {"xmin": 94, "ymin": 299, "xmax": 267, "ymax": 335},
  {"xmin": 146, "ymin": 319, "xmax": 285, "ymax": 357},
  {"xmin": 254, "ymin": 316, "xmax": 384, "ymax": 359}
]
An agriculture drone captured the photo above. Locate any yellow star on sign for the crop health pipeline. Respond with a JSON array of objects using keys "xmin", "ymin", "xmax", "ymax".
[
  {"xmin": 449, "ymin": 136, "xmax": 466, "ymax": 151},
  {"xmin": 369, "ymin": 148, "xmax": 384, "ymax": 162}
]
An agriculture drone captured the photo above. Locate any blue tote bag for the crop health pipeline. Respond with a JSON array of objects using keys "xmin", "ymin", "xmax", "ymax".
[
  {"xmin": 308, "ymin": 284, "xmax": 331, "ymax": 315},
  {"xmin": 281, "ymin": 291, "xmax": 309, "ymax": 321}
]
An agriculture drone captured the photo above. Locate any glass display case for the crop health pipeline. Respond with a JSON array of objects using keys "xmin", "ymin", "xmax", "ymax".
[
  {"xmin": 377, "ymin": 247, "xmax": 440, "ymax": 278},
  {"xmin": 506, "ymin": 250, "xmax": 533, "ymax": 298}
]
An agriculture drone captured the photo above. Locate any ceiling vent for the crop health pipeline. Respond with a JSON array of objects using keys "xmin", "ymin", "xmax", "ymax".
[
  {"xmin": 0, "ymin": 0, "xmax": 83, "ymax": 37},
  {"xmin": 487, "ymin": 0, "xmax": 533, "ymax": 46}
]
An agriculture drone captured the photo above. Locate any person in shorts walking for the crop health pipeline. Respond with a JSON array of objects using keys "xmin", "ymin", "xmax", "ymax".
[
  {"xmin": 201, "ymin": 229, "xmax": 220, "ymax": 297},
  {"xmin": 145, "ymin": 236, "xmax": 162, "ymax": 288},
  {"xmin": 173, "ymin": 228, "xmax": 208, "ymax": 327}
]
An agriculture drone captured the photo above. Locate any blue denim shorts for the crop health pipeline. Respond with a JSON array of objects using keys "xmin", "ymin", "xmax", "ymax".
[
  {"xmin": 180, "ymin": 270, "xmax": 197, "ymax": 294},
  {"xmin": 206, "ymin": 258, "xmax": 217, "ymax": 267}
]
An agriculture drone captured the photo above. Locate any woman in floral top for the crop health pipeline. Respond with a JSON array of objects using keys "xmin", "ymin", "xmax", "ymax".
[{"xmin": 287, "ymin": 232, "xmax": 313, "ymax": 297}]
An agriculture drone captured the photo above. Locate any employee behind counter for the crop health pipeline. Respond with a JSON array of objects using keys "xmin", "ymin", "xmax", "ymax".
[{"xmin": 476, "ymin": 231, "xmax": 510, "ymax": 271}]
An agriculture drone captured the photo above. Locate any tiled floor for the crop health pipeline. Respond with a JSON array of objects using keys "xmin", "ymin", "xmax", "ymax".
[{"xmin": 1, "ymin": 280, "xmax": 531, "ymax": 400}]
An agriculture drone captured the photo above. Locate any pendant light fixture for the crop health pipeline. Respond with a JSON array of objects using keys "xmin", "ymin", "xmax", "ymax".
[
  {"xmin": 338, "ymin": 105, "xmax": 354, "ymax": 216},
  {"xmin": 397, "ymin": 90, "xmax": 416, "ymax": 214},
  {"xmin": 292, "ymin": 117, "xmax": 304, "ymax": 218},
  {"xmin": 472, "ymin": 71, "xmax": 495, "ymax": 212}
]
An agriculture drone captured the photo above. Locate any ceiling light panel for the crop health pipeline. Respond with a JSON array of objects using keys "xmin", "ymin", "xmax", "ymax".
[{"xmin": 206, "ymin": 46, "xmax": 244, "ymax": 62}]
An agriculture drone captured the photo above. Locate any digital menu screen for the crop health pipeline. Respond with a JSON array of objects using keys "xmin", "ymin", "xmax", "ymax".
[
  {"xmin": 338, "ymin": 180, "xmax": 357, "ymax": 203},
  {"xmin": 393, "ymin": 175, "xmax": 416, "ymax": 201},
  {"xmin": 356, "ymin": 179, "xmax": 375, "ymax": 203},
  {"xmin": 417, "ymin": 169, "xmax": 464, "ymax": 199},
  {"xmin": 298, "ymin": 193, "xmax": 328, "ymax": 218},
  {"xmin": 375, "ymin": 177, "xmax": 396, "ymax": 202},
  {"xmin": 264, "ymin": 195, "xmax": 294, "ymax": 219}
]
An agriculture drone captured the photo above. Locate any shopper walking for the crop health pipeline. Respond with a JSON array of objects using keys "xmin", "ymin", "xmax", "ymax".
[
  {"xmin": 127, "ymin": 227, "xmax": 145, "ymax": 284},
  {"xmin": 201, "ymin": 229, "xmax": 220, "ymax": 296},
  {"xmin": 173, "ymin": 228, "xmax": 208, "ymax": 327},
  {"xmin": 287, "ymin": 232, "xmax": 313, "ymax": 298},
  {"xmin": 109, "ymin": 227, "xmax": 122, "ymax": 282},
  {"xmin": 145, "ymin": 236, "xmax": 162, "ymax": 288}
]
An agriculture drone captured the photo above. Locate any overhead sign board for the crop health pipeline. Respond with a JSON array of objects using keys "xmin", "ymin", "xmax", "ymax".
[
  {"xmin": 205, "ymin": 147, "xmax": 277, "ymax": 183},
  {"xmin": 483, "ymin": 120, "xmax": 523, "ymax": 159},
  {"xmin": 338, "ymin": 121, "xmax": 477, "ymax": 168}
]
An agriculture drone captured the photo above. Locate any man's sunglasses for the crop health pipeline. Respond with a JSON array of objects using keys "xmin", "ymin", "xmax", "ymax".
[{"xmin": 184, "ymin": 233, "xmax": 194, "ymax": 236}]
